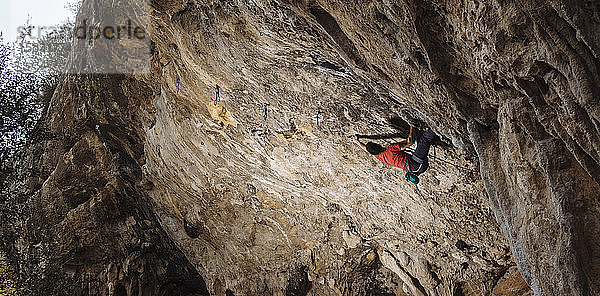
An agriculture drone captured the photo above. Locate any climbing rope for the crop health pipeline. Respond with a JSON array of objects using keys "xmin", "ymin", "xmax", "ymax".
[
  {"xmin": 432, "ymin": 154, "xmax": 474, "ymax": 172},
  {"xmin": 176, "ymin": 78, "xmax": 180, "ymax": 94},
  {"xmin": 404, "ymin": 147, "xmax": 474, "ymax": 172}
]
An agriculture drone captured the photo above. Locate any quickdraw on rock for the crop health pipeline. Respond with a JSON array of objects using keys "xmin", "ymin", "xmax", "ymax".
[
  {"xmin": 176, "ymin": 78, "xmax": 180, "ymax": 94},
  {"xmin": 263, "ymin": 104, "xmax": 269, "ymax": 121},
  {"xmin": 316, "ymin": 108, "xmax": 320, "ymax": 127},
  {"xmin": 215, "ymin": 85, "xmax": 220, "ymax": 106}
]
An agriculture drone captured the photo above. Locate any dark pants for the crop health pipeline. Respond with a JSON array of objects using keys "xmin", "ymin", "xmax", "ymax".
[{"xmin": 409, "ymin": 130, "xmax": 438, "ymax": 174}]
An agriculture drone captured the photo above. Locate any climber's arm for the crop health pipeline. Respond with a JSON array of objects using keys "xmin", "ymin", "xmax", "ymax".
[
  {"xmin": 355, "ymin": 135, "xmax": 366, "ymax": 150},
  {"xmin": 402, "ymin": 126, "xmax": 415, "ymax": 149},
  {"xmin": 395, "ymin": 140, "xmax": 408, "ymax": 150}
]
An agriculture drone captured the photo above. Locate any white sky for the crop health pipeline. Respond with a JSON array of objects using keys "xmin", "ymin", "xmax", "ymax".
[{"xmin": 1, "ymin": 0, "xmax": 74, "ymax": 42}]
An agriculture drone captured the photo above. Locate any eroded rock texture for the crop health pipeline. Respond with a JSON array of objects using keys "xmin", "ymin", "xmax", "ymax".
[{"xmin": 3, "ymin": 0, "xmax": 599, "ymax": 295}]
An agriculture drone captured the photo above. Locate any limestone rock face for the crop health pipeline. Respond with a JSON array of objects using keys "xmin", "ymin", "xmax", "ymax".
[{"xmin": 3, "ymin": 0, "xmax": 599, "ymax": 295}]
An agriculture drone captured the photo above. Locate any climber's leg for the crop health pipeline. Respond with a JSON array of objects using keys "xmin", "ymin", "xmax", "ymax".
[
  {"xmin": 413, "ymin": 130, "xmax": 438, "ymax": 161},
  {"xmin": 409, "ymin": 130, "xmax": 438, "ymax": 174}
]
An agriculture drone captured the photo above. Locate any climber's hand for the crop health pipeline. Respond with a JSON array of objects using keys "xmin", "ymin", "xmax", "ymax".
[{"xmin": 399, "ymin": 140, "xmax": 410, "ymax": 150}]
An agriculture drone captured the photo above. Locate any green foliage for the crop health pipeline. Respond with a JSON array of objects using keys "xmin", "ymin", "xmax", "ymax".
[
  {"xmin": 1, "ymin": 5, "xmax": 81, "ymax": 293},
  {"xmin": 0, "ymin": 36, "xmax": 41, "ymax": 164}
]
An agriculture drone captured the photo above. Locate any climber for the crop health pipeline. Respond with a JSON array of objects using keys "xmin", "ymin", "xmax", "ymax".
[{"xmin": 355, "ymin": 127, "xmax": 439, "ymax": 185}]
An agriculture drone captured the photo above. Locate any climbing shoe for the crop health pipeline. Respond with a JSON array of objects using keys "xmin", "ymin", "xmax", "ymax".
[{"xmin": 405, "ymin": 172, "xmax": 420, "ymax": 186}]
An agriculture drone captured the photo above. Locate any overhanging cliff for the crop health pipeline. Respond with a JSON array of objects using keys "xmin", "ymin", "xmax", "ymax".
[{"xmin": 3, "ymin": 0, "xmax": 599, "ymax": 295}]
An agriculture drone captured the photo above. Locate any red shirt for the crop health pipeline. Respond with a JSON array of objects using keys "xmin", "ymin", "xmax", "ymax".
[{"xmin": 374, "ymin": 143, "xmax": 410, "ymax": 172}]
